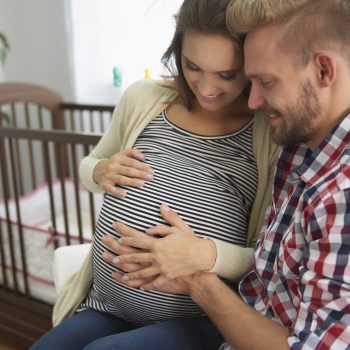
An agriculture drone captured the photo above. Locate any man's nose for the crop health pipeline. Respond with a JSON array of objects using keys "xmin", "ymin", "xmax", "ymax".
[{"xmin": 248, "ymin": 82, "xmax": 266, "ymax": 110}]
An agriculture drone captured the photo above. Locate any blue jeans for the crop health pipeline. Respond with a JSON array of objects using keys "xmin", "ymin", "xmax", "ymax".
[{"xmin": 29, "ymin": 308, "xmax": 223, "ymax": 350}]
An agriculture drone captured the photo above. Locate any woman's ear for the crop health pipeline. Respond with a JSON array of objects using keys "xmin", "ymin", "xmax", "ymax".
[{"xmin": 313, "ymin": 51, "xmax": 336, "ymax": 87}]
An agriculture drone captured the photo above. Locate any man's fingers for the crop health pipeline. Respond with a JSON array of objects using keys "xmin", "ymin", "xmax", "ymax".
[
  {"xmin": 116, "ymin": 252, "xmax": 153, "ymax": 265},
  {"xmin": 123, "ymin": 266, "xmax": 159, "ymax": 281},
  {"xmin": 101, "ymin": 251, "xmax": 148, "ymax": 272},
  {"xmin": 111, "ymin": 271, "xmax": 148, "ymax": 288},
  {"xmin": 117, "ymin": 262, "xmax": 149, "ymax": 273},
  {"xmin": 101, "ymin": 235, "xmax": 140, "ymax": 254},
  {"xmin": 159, "ymin": 204, "xmax": 193, "ymax": 234},
  {"xmin": 141, "ymin": 275, "xmax": 170, "ymax": 291},
  {"xmin": 113, "ymin": 221, "xmax": 147, "ymax": 239}
]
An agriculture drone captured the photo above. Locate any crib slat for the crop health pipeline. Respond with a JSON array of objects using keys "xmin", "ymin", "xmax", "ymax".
[
  {"xmin": 24, "ymin": 102, "xmax": 30, "ymax": 128},
  {"xmin": 58, "ymin": 143, "xmax": 71, "ymax": 246},
  {"xmin": 38, "ymin": 105, "xmax": 44, "ymax": 129},
  {"xmin": 8, "ymin": 138, "xmax": 30, "ymax": 297},
  {"xmin": 84, "ymin": 144, "xmax": 97, "ymax": 235},
  {"xmin": 10, "ymin": 103, "xmax": 17, "ymax": 127},
  {"xmin": 79, "ymin": 110, "xmax": 84, "ymax": 132},
  {"xmin": 99, "ymin": 111, "xmax": 104, "ymax": 132},
  {"xmin": 71, "ymin": 144, "xmax": 84, "ymax": 243},
  {"xmin": 89, "ymin": 111, "xmax": 94, "ymax": 132},
  {"xmin": 42, "ymin": 141, "xmax": 58, "ymax": 251},
  {"xmin": 0, "ymin": 139, "xmax": 10, "ymax": 289},
  {"xmin": 11, "ymin": 103, "xmax": 25, "ymax": 196}
]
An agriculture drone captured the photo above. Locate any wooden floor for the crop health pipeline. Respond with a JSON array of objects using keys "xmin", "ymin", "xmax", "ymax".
[
  {"xmin": 0, "ymin": 288, "xmax": 53, "ymax": 350},
  {"xmin": 0, "ymin": 329, "xmax": 27, "ymax": 350}
]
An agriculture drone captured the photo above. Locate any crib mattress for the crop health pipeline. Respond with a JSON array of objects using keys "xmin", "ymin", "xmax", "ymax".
[{"xmin": 0, "ymin": 179, "xmax": 102, "ymax": 304}]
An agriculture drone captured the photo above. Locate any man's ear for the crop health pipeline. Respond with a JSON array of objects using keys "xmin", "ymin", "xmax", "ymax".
[{"xmin": 313, "ymin": 51, "xmax": 336, "ymax": 87}]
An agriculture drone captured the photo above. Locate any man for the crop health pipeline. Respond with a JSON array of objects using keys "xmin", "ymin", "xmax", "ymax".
[{"xmin": 105, "ymin": 0, "xmax": 350, "ymax": 348}]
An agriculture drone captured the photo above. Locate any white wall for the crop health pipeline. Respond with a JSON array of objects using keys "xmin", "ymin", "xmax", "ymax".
[{"xmin": 0, "ymin": 0, "xmax": 74, "ymax": 101}]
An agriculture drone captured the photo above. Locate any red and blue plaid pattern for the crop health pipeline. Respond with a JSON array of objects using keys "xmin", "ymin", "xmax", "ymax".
[{"xmin": 239, "ymin": 114, "xmax": 350, "ymax": 349}]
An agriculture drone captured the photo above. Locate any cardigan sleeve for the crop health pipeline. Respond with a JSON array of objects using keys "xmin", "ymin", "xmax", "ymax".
[
  {"xmin": 208, "ymin": 238, "xmax": 254, "ymax": 281},
  {"xmin": 79, "ymin": 81, "xmax": 147, "ymax": 193},
  {"xmin": 208, "ymin": 113, "xmax": 280, "ymax": 281}
]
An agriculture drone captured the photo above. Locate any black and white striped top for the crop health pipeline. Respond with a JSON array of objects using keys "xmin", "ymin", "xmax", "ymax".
[{"xmin": 81, "ymin": 110, "xmax": 258, "ymax": 325}]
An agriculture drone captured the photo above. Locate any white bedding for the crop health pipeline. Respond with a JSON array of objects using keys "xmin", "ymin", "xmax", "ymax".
[{"xmin": 0, "ymin": 179, "xmax": 102, "ymax": 304}]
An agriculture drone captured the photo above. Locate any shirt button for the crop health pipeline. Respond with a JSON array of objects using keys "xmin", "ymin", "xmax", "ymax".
[
  {"xmin": 278, "ymin": 260, "xmax": 283, "ymax": 269},
  {"xmin": 278, "ymin": 160, "xmax": 285, "ymax": 168}
]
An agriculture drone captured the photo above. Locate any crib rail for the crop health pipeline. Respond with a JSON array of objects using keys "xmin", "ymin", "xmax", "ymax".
[
  {"xmin": 0, "ymin": 127, "xmax": 102, "ymax": 298},
  {"xmin": 0, "ymin": 83, "xmax": 115, "ymax": 133},
  {"xmin": 61, "ymin": 103, "xmax": 115, "ymax": 133}
]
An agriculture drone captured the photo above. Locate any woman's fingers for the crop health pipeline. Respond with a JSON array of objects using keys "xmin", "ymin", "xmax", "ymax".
[
  {"xmin": 121, "ymin": 148, "xmax": 146, "ymax": 162},
  {"xmin": 94, "ymin": 148, "xmax": 154, "ymax": 197},
  {"xmin": 104, "ymin": 184, "xmax": 127, "ymax": 198},
  {"xmin": 146, "ymin": 225, "xmax": 173, "ymax": 236},
  {"xmin": 146, "ymin": 205, "xmax": 194, "ymax": 236}
]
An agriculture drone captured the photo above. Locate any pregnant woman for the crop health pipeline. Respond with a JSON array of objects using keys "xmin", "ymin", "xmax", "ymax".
[{"xmin": 30, "ymin": 0, "xmax": 278, "ymax": 349}]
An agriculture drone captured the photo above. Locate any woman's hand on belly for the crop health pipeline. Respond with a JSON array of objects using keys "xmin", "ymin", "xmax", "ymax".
[
  {"xmin": 93, "ymin": 148, "xmax": 154, "ymax": 198},
  {"xmin": 108, "ymin": 204, "xmax": 217, "ymax": 291}
]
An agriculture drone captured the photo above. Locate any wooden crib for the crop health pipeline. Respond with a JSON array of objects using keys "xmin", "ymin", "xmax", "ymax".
[{"xmin": 0, "ymin": 82, "xmax": 115, "ymax": 348}]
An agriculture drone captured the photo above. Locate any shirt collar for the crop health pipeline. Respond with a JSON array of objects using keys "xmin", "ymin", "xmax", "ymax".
[{"xmin": 280, "ymin": 113, "xmax": 350, "ymax": 185}]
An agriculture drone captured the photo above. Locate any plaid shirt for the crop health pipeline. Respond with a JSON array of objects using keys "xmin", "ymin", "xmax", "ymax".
[{"xmin": 222, "ymin": 114, "xmax": 350, "ymax": 350}]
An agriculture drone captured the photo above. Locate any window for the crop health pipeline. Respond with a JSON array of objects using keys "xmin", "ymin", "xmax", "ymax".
[{"xmin": 70, "ymin": 0, "xmax": 184, "ymax": 104}]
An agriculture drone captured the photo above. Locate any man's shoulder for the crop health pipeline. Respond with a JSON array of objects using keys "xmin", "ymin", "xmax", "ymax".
[{"xmin": 305, "ymin": 147, "xmax": 350, "ymax": 203}]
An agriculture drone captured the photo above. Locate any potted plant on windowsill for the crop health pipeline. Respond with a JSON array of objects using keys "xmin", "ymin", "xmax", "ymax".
[
  {"xmin": 0, "ymin": 32, "xmax": 10, "ymax": 125},
  {"xmin": 0, "ymin": 32, "xmax": 10, "ymax": 76}
]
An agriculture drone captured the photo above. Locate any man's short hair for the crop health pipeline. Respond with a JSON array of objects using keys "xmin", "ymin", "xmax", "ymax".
[{"xmin": 227, "ymin": 0, "xmax": 350, "ymax": 67}]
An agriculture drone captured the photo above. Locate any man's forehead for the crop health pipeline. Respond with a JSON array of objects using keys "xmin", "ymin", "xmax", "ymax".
[
  {"xmin": 244, "ymin": 26, "xmax": 281, "ymax": 77},
  {"xmin": 245, "ymin": 26, "xmax": 279, "ymax": 56}
]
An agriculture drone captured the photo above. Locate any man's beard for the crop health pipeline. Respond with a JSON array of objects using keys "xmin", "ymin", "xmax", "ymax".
[{"xmin": 270, "ymin": 80, "xmax": 320, "ymax": 147}]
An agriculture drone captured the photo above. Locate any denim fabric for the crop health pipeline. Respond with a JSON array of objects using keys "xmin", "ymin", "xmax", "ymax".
[{"xmin": 29, "ymin": 308, "xmax": 223, "ymax": 350}]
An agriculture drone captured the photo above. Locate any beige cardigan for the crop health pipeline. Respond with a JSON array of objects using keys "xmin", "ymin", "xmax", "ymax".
[{"xmin": 53, "ymin": 79, "xmax": 280, "ymax": 326}]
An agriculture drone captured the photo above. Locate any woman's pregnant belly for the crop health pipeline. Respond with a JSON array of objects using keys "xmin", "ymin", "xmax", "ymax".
[{"xmin": 87, "ymin": 153, "xmax": 248, "ymax": 325}]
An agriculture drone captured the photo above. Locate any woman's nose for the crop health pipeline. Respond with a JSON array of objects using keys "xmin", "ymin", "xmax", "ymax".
[{"xmin": 197, "ymin": 75, "xmax": 218, "ymax": 97}]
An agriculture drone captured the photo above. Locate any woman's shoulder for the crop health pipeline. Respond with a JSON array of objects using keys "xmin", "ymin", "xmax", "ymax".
[
  {"xmin": 124, "ymin": 79, "xmax": 177, "ymax": 100},
  {"xmin": 252, "ymin": 110, "xmax": 271, "ymax": 131},
  {"xmin": 252, "ymin": 110, "xmax": 280, "ymax": 158}
]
